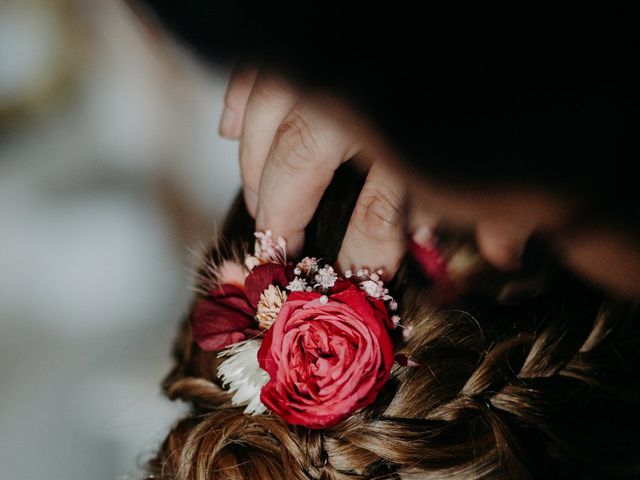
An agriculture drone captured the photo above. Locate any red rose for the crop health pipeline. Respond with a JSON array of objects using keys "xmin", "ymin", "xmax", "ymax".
[
  {"xmin": 191, "ymin": 284, "xmax": 262, "ymax": 352},
  {"xmin": 257, "ymin": 285, "xmax": 394, "ymax": 429}
]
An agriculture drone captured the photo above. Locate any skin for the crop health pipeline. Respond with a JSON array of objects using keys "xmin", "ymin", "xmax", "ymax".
[{"xmin": 220, "ymin": 66, "xmax": 640, "ymax": 300}]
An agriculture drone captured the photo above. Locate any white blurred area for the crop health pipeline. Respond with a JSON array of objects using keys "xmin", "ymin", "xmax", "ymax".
[{"xmin": 0, "ymin": 0, "xmax": 240, "ymax": 478}]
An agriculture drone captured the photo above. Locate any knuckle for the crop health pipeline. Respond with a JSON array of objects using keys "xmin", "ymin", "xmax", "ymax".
[
  {"xmin": 353, "ymin": 187, "xmax": 404, "ymax": 241},
  {"xmin": 271, "ymin": 112, "xmax": 320, "ymax": 173}
]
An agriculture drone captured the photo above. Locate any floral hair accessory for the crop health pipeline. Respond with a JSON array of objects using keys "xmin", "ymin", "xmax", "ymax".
[{"xmin": 190, "ymin": 231, "xmax": 411, "ymax": 429}]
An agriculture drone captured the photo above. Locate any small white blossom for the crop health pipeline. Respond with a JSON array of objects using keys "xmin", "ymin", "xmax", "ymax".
[
  {"xmin": 360, "ymin": 279, "xmax": 386, "ymax": 298},
  {"xmin": 344, "ymin": 270, "xmax": 353, "ymax": 278},
  {"xmin": 254, "ymin": 230, "xmax": 287, "ymax": 264},
  {"xmin": 286, "ymin": 277, "xmax": 308, "ymax": 292},
  {"xmin": 391, "ymin": 315, "xmax": 402, "ymax": 327},
  {"xmin": 296, "ymin": 257, "xmax": 319, "ymax": 275},
  {"xmin": 217, "ymin": 340, "xmax": 269, "ymax": 415},
  {"xmin": 319, "ymin": 295, "xmax": 329, "ymax": 304},
  {"xmin": 315, "ymin": 265, "xmax": 338, "ymax": 290}
]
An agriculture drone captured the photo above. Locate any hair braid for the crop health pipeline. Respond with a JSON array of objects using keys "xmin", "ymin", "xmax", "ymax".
[{"xmin": 145, "ymin": 169, "xmax": 640, "ymax": 478}]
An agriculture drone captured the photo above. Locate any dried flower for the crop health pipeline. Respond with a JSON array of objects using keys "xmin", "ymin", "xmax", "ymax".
[
  {"xmin": 256, "ymin": 285, "xmax": 288, "ymax": 330},
  {"xmin": 315, "ymin": 265, "xmax": 338, "ymax": 290},
  {"xmin": 296, "ymin": 257, "xmax": 319, "ymax": 275},
  {"xmin": 286, "ymin": 277, "xmax": 308, "ymax": 292},
  {"xmin": 254, "ymin": 230, "xmax": 287, "ymax": 265},
  {"xmin": 216, "ymin": 260, "xmax": 247, "ymax": 288},
  {"xmin": 360, "ymin": 279, "xmax": 386, "ymax": 299},
  {"xmin": 217, "ymin": 339, "xmax": 269, "ymax": 415},
  {"xmin": 245, "ymin": 255, "xmax": 260, "ymax": 271},
  {"xmin": 191, "ymin": 284, "xmax": 261, "ymax": 352}
]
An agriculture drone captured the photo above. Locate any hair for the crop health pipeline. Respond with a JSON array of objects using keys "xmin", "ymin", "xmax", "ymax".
[{"xmin": 144, "ymin": 166, "xmax": 640, "ymax": 479}]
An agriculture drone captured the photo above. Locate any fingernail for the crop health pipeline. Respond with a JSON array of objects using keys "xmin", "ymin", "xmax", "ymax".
[
  {"xmin": 219, "ymin": 107, "xmax": 238, "ymax": 138},
  {"xmin": 243, "ymin": 188, "xmax": 258, "ymax": 217}
]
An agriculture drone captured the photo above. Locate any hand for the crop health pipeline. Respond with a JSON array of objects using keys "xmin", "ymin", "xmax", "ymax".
[{"xmin": 219, "ymin": 65, "xmax": 407, "ymax": 279}]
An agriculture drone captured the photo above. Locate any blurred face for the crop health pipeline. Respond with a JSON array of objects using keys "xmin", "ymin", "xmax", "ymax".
[
  {"xmin": 405, "ymin": 172, "xmax": 640, "ymax": 299},
  {"xmin": 331, "ymin": 99, "xmax": 640, "ymax": 300}
]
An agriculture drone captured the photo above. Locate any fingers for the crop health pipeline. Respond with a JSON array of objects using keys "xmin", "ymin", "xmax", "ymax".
[
  {"xmin": 337, "ymin": 159, "xmax": 407, "ymax": 281},
  {"xmin": 220, "ymin": 68, "xmax": 407, "ymax": 276},
  {"xmin": 219, "ymin": 65, "xmax": 258, "ymax": 139},
  {"xmin": 255, "ymin": 99, "xmax": 360, "ymax": 255},
  {"xmin": 239, "ymin": 71, "xmax": 299, "ymax": 216}
]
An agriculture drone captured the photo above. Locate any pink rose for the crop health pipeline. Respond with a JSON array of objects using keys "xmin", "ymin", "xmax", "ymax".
[{"xmin": 257, "ymin": 285, "xmax": 394, "ymax": 429}]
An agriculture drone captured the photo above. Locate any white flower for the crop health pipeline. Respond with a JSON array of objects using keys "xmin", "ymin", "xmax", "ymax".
[
  {"xmin": 217, "ymin": 339, "xmax": 269, "ymax": 415},
  {"xmin": 296, "ymin": 257, "xmax": 319, "ymax": 275},
  {"xmin": 359, "ymin": 279, "xmax": 386, "ymax": 299},
  {"xmin": 315, "ymin": 265, "xmax": 337, "ymax": 290},
  {"xmin": 254, "ymin": 230, "xmax": 287, "ymax": 265},
  {"xmin": 286, "ymin": 277, "xmax": 308, "ymax": 292},
  {"xmin": 256, "ymin": 285, "xmax": 287, "ymax": 330},
  {"xmin": 244, "ymin": 255, "xmax": 260, "ymax": 271}
]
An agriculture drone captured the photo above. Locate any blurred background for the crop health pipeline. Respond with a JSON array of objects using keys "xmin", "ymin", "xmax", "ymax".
[{"xmin": 0, "ymin": 0, "xmax": 240, "ymax": 478}]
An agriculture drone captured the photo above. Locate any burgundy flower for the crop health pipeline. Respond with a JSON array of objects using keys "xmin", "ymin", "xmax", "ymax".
[
  {"xmin": 244, "ymin": 263, "xmax": 295, "ymax": 307},
  {"xmin": 191, "ymin": 284, "xmax": 262, "ymax": 352},
  {"xmin": 257, "ymin": 285, "xmax": 394, "ymax": 429}
]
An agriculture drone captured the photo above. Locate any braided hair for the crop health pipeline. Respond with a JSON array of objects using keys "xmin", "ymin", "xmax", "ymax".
[{"xmin": 145, "ymin": 166, "xmax": 640, "ymax": 479}]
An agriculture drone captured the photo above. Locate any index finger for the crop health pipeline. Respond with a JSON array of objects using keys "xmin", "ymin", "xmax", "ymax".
[{"xmin": 255, "ymin": 99, "xmax": 360, "ymax": 255}]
